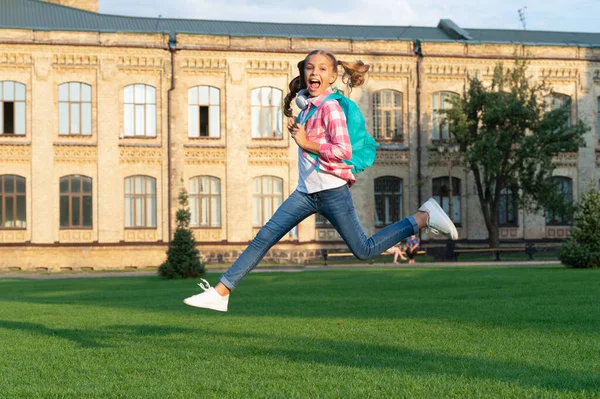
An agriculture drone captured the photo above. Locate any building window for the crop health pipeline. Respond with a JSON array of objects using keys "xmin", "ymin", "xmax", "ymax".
[
  {"xmin": 373, "ymin": 90, "xmax": 403, "ymax": 141},
  {"xmin": 125, "ymin": 176, "xmax": 157, "ymax": 228},
  {"xmin": 189, "ymin": 176, "xmax": 221, "ymax": 228},
  {"xmin": 0, "ymin": 175, "xmax": 26, "ymax": 229},
  {"xmin": 251, "ymin": 87, "xmax": 283, "ymax": 138},
  {"xmin": 499, "ymin": 188, "xmax": 518, "ymax": 226},
  {"xmin": 188, "ymin": 86, "xmax": 220, "ymax": 138},
  {"xmin": 0, "ymin": 81, "xmax": 26, "ymax": 135},
  {"xmin": 60, "ymin": 175, "xmax": 92, "ymax": 228},
  {"xmin": 252, "ymin": 176, "xmax": 283, "ymax": 227},
  {"xmin": 374, "ymin": 177, "xmax": 403, "ymax": 227},
  {"xmin": 544, "ymin": 93, "xmax": 571, "ymax": 127},
  {"xmin": 123, "ymin": 84, "xmax": 156, "ymax": 137},
  {"xmin": 315, "ymin": 214, "xmax": 332, "ymax": 227},
  {"xmin": 546, "ymin": 176, "xmax": 573, "ymax": 226},
  {"xmin": 432, "ymin": 177, "xmax": 461, "ymax": 224},
  {"xmin": 58, "ymin": 82, "xmax": 92, "ymax": 136},
  {"xmin": 431, "ymin": 91, "xmax": 458, "ymax": 142}
]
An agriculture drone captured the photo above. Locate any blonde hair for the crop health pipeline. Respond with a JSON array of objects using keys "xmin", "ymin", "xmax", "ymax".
[{"xmin": 283, "ymin": 50, "xmax": 369, "ymax": 117}]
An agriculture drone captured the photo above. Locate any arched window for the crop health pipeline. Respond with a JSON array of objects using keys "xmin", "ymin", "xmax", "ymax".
[
  {"xmin": 432, "ymin": 177, "xmax": 461, "ymax": 224},
  {"xmin": 252, "ymin": 176, "xmax": 283, "ymax": 227},
  {"xmin": 123, "ymin": 84, "xmax": 156, "ymax": 137},
  {"xmin": 125, "ymin": 176, "xmax": 157, "ymax": 228},
  {"xmin": 0, "ymin": 175, "xmax": 26, "ymax": 228},
  {"xmin": 60, "ymin": 175, "xmax": 92, "ymax": 228},
  {"xmin": 499, "ymin": 188, "xmax": 518, "ymax": 226},
  {"xmin": 0, "ymin": 81, "xmax": 26, "ymax": 135},
  {"xmin": 373, "ymin": 90, "xmax": 403, "ymax": 141},
  {"xmin": 189, "ymin": 176, "xmax": 221, "ymax": 228},
  {"xmin": 544, "ymin": 93, "xmax": 571, "ymax": 127},
  {"xmin": 431, "ymin": 91, "xmax": 458, "ymax": 142},
  {"xmin": 374, "ymin": 177, "xmax": 403, "ymax": 227},
  {"xmin": 188, "ymin": 86, "xmax": 220, "ymax": 138},
  {"xmin": 58, "ymin": 82, "xmax": 92, "ymax": 135},
  {"xmin": 546, "ymin": 176, "xmax": 573, "ymax": 225},
  {"xmin": 251, "ymin": 87, "xmax": 282, "ymax": 138}
]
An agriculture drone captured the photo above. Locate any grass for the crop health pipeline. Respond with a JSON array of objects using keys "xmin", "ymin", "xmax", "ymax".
[{"xmin": 0, "ymin": 266, "xmax": 599, "ymax": 398}]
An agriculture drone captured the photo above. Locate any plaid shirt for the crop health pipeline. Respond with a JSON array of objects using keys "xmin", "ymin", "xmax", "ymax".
[{"xmin": 299, "ymin": 88, "xmax": 356, "ymax": 187}]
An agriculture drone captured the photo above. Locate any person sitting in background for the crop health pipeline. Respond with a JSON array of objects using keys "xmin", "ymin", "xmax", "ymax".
[
  {"xmin": 405, "ymin": 234, "xmax": 421, "ymax": 264},
  {"xmin": 385, "ymin": 244, "xmax": 407, "ymax": 264}
]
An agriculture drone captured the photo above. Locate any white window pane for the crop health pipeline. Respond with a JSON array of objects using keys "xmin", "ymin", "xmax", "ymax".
[
  {"xmin": 124, "ymin": 104, "xmax": 134, "ymax": 136},
  {"xmin": 124, "ymin": 86, "xmax": 133, "ymax": 103},
  {"xmin": 211, "ymin": 178, "xmax": 220, "ymax": 193},
  {"xmin": 125, "ymin": 178, "xmax": 133, "ymax": 194},
  {"xmin": 263, "ymin": 177, "xmax": 272, "ymax": 194},
  {"xmin": 188, "ymin": 87, "xmax": 198, "ymax": 105},
  {"xmin": 134, "ymin": 84, "xmax": 145, "ymax": 103},
  {"xmin": 210, "ymin": 87, "xmax": 220, "ymax": 105},
  {"xmin": 209, "ymin": 105, "xmax": 220, "ymax": 137},
  {"xmin": 146, "ymin": 105, "xmax": 156, "ymax": 136},
  {"xmin": 253, "ymin": 178, "xmax": 260, "ymax": 194},
  {"xmin": 273, "ymin": 108, "xmax": 282, "ymax": 138},
  {"xmin": 251, "ymin": 88, "xmax": 261, "ymax": 105},
  {"xmin": 135, "ymin": 105, "xmax": 145, "ymax": 136},
  {"xmin": 261, "ymin": 108, "xmax": 270, "ymax": 137},
  {"xmin": 4, "ymin": 81, "xmax": 14, "ymax": 101},
  {"xmin": 70, "ymin": 103, "xmax": 80, "ymax": 134},
  {"xmin": 263, "ymin": 197, "xmax": 272, "ymax": 220},
  {"xmin": 58, "ymin": 84, "xmax": 69, "ymax": 101},
  {"xmin": 251, "ymin": 107, "xmax": 260, "ymax": 138},
  {"xmin": 189, "ymin": 178, "xmax": 198, "ymax": 194},
  {"xmin": 253, "ymin": 197, "xmax": 261, "ymax": 226},
  {"xmin": 274, "ymin": 178, "xmax": 283, "ymax": 194},
  {"xmin": 199, "ymin": 86, "xmax": 209, "ymax": 105},
  {"xmin": 212, "ymin": 196, "xmax": 221, "ymax": 227},
  {"xmin": 81, "ymin": 103, "xmax": 92, "ymax": 135},
  {"xmin": 146, "ymin": 86, "xmax": 156, "ymax": 104},
  {"xmin": 432, "ymin": 94, "xmax": 439, "ymax": 110},
  {"xmin": 135, "ymin": 197, "xmax": 144, "ymax": 226},
  {"xmin": 70, "ymin": 82, "xmax": 80, "ymax": 102},
  {"xmin": 15, "ymin": 102, "xmax": 26, "ymax": 135},
  {"xmin": 261, "ymin": 88, "xmax": 271, "ymax": 106},
  {"xmin": 272, "ymin": 89, "xmax": 282, "ymax": 106},
  {"xmin": 59, "ymin": 103, "xmax": 69, "ymax": 135},
  {"xmin": 190, "ymin": 196, "xmax": 199, "ymax": 226},
  {"xmin": 81, "ymin": 84, "xmax": 91, "ymax": 102},
  {"xmin": 146, "ymin": 177, "xmax": 156, "ymax": 194},
  {"xmin": 188, "ymin": 106, "xmax": 199, "ymax": 137},
  {"xmin": 125, "ymin": 196, "xmax": 133, "ymax": 227},
  {"xmin": 147, "ymin": 197, "xmax": 156, "ymax": 227},
  {"xmin": 201, "ymin": 197, "xmax": 209, "ymax": 226}
]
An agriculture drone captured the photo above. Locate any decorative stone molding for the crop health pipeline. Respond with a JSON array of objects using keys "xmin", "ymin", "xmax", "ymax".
[
  {"xmin": 52, "ymin": 54, "xmax": 99, "ymax": 66},
  {"xmin": 246, "ymin": 59, "xmax": 289, "ymax": 74},
  {"xmin": 424, "ymin": 64, "xmax": 468, "ymax": 81},
  {"xmin": 124, "ymin": 229, "xmax": 158, "ymax": 242},
  {"xmin": 181, "ymin": 57, "xmax": 227, "ymax": 71},
  {"xmin": 193, "ymin": 229, "xmax": 222, "ymax": 241},
  {"xmin": 0, "ymin": 145, "xmax": 31, "ymax": 163},
  {"xmin": 0, "ymin": 230, "xmax": 27, "ymax": 243},
  {"xmin": 118, "ymin": 56, "xmax": 163, "ymax": 69},
  {"xmin": 499, "ymin": 227, "xmax": 519, "ymax": 238},
  {"xmin": 54, "ymin": 145, "xmax": 97, "ymax": 164},
  {"xmin": 374, "ymin": 149, "xmax": 409, "ymax": 165},
  {"xmin": 184, "ymin": 147, "xmax": 226, "ymax": 165},
  {"xmin": 552, "ymin": 152, "xmax": 578, "ymax": 167},
  {"xmin": 119, "ymin": 146, "xmax": 162, "ymax": 165},
  {"xmin": 369, "ymin": 63, "xmax": 412, "ymax": 77},
  {"xmin": 546, "ymin": 226, "xmax": 571, "ymax": 239},
  {"xmin": 539, "ymin": 67, "xmax": 578, "ymax": 82},
  {"xmin": 60, "ymin": 230, "xmax": 94, "ymax": 243},
  {"xmin": 0, "ymin": 53, "xmax": 32, "ymax": 65},
  {"xmin": 248, "ymin": 147, "xmax": 289, "ymax": 166}
]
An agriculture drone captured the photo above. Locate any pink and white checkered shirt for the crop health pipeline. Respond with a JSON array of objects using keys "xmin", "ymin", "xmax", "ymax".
[{"xmin": 298, "ymin": 88, "xmax": 356, "ymax": 187}]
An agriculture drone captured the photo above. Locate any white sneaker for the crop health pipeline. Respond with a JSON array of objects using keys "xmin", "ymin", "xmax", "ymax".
[
  {"xmin": 183, "ymin": 279, "xmax": 229, "ymax": 312},
  {"xmin": 418, "ymin": 198, "xmax": 458, "ymax": 240}
]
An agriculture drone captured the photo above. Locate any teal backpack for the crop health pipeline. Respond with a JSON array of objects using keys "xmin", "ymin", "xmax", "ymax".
[{"xmin": 296, "ymin": 90, "xmax": 378, "ymax": 175}]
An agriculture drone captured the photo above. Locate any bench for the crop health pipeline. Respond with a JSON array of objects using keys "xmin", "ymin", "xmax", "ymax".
[
  {"xmin": 322, "ymin": 249, "xmax": 426, "ymax": 266},
  {"xmin": 454, "ymin": 243, "xmax": 537, "ymax": 261}
]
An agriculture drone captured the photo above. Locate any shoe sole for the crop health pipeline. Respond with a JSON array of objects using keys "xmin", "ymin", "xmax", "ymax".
[{"xmin": 426, "ymin": 200, "xmax": 458, "ymax": 240}]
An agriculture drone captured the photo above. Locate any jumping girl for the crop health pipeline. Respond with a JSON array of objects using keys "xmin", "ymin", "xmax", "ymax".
[{"xmin": 184, "ymin": 49, "xmax": 458, "ymax": 312}]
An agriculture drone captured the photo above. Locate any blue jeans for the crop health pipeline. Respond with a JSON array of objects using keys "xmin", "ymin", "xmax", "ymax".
[{"xmin": 220, "ymin": 185, "xmax": 419, "ymax": 290}]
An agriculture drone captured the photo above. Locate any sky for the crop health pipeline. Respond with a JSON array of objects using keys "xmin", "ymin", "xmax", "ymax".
[{"xmin": 98, "ymin": 0, "xmax": 599, "ymax": 34}]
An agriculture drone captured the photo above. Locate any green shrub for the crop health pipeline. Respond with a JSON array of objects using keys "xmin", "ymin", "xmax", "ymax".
[
  {"xmin": 558, "ymin": 187, "xmax": 600, "ymax": 268},
  {"xmin": 158, "ymin": 187, "xmax": 205, "ymax": 279}
]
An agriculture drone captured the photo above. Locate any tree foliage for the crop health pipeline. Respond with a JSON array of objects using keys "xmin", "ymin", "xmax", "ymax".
[
  {"xmin": 158, "ymin": 186, "xmax": 205, "ymax": 279},
  {"xmin": 442, "ymin": 58, "xmax": 588, "ymax": 247},
  {"xmin": 558, "ymin": 187, "xmax": 600, "ymax": 268}
]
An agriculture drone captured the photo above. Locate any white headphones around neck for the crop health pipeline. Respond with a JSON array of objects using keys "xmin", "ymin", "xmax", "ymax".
[{"xmin": 296, "ymin": 89, "xmax": 310, "ymax": 110}]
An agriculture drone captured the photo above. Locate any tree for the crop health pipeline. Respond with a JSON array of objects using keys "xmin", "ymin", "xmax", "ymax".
[
  {"xmin": 158, "ymin": 185, "xmax": 205, "ymax": 279},
  {"xmin": 442, "ymin": 58, "xmax": 588, "ymax": 247},
  {"xmin": 558, "ymin": 187, "xmax": 600, "ymax": 268}
]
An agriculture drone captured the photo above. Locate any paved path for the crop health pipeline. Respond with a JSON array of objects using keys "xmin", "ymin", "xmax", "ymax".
[{"xmin": 0, "ymin": 260, "xmax": 562, "ymax": 279}]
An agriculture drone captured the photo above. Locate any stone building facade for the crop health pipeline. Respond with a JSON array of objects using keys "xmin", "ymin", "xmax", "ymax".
[{"xmin": 0, "ymin": 0, "xmax": 599, "ymax": 270}]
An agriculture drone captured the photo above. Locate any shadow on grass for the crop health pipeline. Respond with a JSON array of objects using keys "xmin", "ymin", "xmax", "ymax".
[{"xmin": 1, "ymin": 319, "xmax": 598, "ymax": 394}]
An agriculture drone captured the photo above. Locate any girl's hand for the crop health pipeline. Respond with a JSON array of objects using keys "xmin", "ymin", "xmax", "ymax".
[{"xmin": 287, "ymin": 118, "xmax": 308, "ymax": 148}]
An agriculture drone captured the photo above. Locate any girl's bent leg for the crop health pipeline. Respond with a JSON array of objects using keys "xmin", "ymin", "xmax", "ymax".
[
  {"xmin": 320, "ymin": 185, "xmax": 419, "ymax": 260},
  {"xmin": 219, "ymin": 190, "xmax": 316, "ymax": 290}
]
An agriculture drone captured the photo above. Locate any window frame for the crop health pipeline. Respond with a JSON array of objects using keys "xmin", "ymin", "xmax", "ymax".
[
  {"xmin": 58, "ymin": 82, "xmax": 93, "ymax": 136},
  {"xmin": 432, "ymin": 176, "xmax": 461, "ymax": 225},
  {"xmin": 544, "ymin": 93, "xmax": 571, "ymax": 127},
  {"xmin": 252, "ymin": 176, "xmax": 283, "ymax": 227},
  {"xmin": 499, "ymin": 187, "xmax": 518, "ymax": 226},
  {"xmin": 251, "ymin": 87, "xmax": 283, "ymax": 139},
  {"xmin": 124, "ymin": 175, "xmax": 157, "ymax": 229},
  {"xmin": 188, "ymin": 86, "xmax": 221, "ymax": 138},
  {"xmin": 372, "ymin": 89, "xmax": 403, "ymax": 142},
  {"xmin": 374, "ymin": 176, "xmax": 404, "ymax": 227},
  {"xmin": 59, "ymin": 175, "xmax": 93, "ymax": 229},
  {"xmin": 189, "ymin": 175, "xmax": 221, "ymax": 228},
  {"xmin": 0, "ymin": 175, "xmax": 26, "ymax": 229},
  {"xmin": 545, "ymin": 176, "xmax": 573, "ymax": 226},
  {"xmin": 123, "ymin": 84, "xmax": 157, "ymax": 138},
  {"xmin": 0, "ymin": 81, "xmax": 26, "ymax": 136},
  {"xmin": 431, "ymin": 91, "xmax": 459, "ymax": 142}
]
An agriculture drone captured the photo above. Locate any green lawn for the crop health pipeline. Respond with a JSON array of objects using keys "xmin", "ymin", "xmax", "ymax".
[{"xmin": 0, "ymin": 266, "xmax": 598, "ymax": 398}]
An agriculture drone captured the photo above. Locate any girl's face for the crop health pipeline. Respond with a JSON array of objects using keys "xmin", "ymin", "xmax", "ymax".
[{"xmin": 303, "ymin": 53, "xmax": 337, "ymax": 98}]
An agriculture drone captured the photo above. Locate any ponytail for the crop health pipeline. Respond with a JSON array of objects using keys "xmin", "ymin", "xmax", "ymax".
[
  {"xmin": 283, "ymin": 61, "xmax": 306, "ymax": 117},
  {"xmin": 337, "ymin": 60, "xmax": 370, "ymax": 92}
]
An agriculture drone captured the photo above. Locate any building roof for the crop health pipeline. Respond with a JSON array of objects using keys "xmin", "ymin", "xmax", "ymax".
[{"xmin": 1, "ymin": 0, "xmax": 600, "ymax": 47}]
